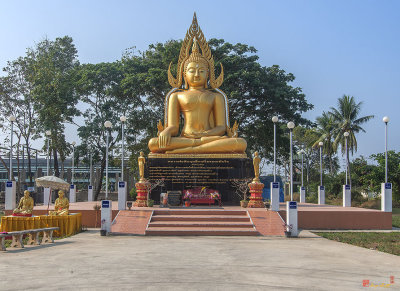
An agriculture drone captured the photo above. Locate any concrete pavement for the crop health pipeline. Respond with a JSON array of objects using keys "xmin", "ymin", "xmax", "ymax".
[{"xmin": 0, "ymin": 230, "xmax": 399, "ymax": 290}]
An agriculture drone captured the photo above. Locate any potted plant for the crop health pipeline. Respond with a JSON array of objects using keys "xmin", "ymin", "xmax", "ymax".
[
  {"xmin": 147, "ymin": 199, "xmax": 154, "ymax": 207},
  {"xmin": 126, "ymin": 201, "xmax": 133, "ymax": 210},
  {"xmin": 240, "ymin": 199, "xmax": 248, "ymax": 208},
  {"xmin": 183, "ymin": 191, "xmax": 192, "ymax": 207}
]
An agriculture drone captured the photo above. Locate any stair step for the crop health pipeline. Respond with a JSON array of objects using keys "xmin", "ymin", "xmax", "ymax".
[
  {"xmin": 153, "ymin": 210, "xmax": 247, "ymax": 216},
  {"xmin": 148, "ymin": 221, "xmax": 254, "ymax": 228},
  {"xmin": 151, "ymin": 215, "xmax": 251, "ymax": 222},
  {"xmin": 146, "ymin": 227, "xmax": 259, "ymax": 236}
]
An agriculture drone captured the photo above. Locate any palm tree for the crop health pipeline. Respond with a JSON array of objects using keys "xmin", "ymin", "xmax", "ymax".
[
  {"xmin": 312, "ymin": 111, "xmax": 336, "ymax": 174},
  {"xmin": 330, "ymin": 95, "xmax": 374, "ymax": 185}
]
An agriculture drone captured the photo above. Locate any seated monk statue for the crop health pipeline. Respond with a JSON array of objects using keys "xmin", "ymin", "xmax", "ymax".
[
  {"xmin": 13, "ymin": 190, "xmax": 34, "ymax": 216},
  {"xmin": 148, "ymin": 14, "xmax": 247, "ymax": 154},
  {"xmin": 49, "ymin": 190, "xmax": 69, "ymax": 216}
]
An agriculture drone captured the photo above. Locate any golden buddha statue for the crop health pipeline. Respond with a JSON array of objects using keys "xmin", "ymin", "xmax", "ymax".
[
  {"xmin": 13, "ymin": 190, "xmax": 34, "ymax": 216},
  {"xmin": 49, "ymin": 190, "xmax": 69, "ymax": 216},
  {"xmin": 148, "ymin": 13, "xmax": 247, "ymax": 154}
]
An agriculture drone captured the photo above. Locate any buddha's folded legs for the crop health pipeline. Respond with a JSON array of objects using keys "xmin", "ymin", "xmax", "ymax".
[
  {"xmin": 166, "ymin": 137, "xmax": 247, "ymax": 154},
  {"xmin": 149, "ymin": 136, "xmax": 221, "ymax": 153}
]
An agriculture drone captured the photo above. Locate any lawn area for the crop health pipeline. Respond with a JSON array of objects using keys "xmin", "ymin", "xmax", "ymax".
[
  {"xmin": 393, "ymin": 208, "xmax": 400, "ymax": 228},
  {"xmin": 315, "ymin": 232, "xmax": 400, "ymax": 256}
]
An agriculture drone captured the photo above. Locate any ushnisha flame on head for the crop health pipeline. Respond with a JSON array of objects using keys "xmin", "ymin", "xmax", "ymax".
[{"xmin": 168, "ymin": 12, "xmax": 224, "ymax": 89}]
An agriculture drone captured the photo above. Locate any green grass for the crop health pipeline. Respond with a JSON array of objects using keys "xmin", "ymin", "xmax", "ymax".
[
  {"xmin": 315, "ymin": 232, "xmax": 400, "ymax": 256},
  {"xmin": 393, "ymin": 208, "xmax": 400, "ymax": 228}
]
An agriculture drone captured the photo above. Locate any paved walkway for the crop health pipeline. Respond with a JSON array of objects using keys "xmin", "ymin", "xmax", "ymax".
[{"xmin": 0, "ymin": 230, "xmax": 399, "ymax": 290}]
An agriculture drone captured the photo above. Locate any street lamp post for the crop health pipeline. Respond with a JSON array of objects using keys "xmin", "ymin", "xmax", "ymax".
[
  {"xmin": 9, "ymin": 116, "xmax": 16, "ymax": 181},
  {"xmin": 343, "ymin": 132, "xmax": 351, "ymax": 207},
  {"xmin": 118, "ymin": 116, "xmax": 128, "ymax": 210},
  {"xmin": 344, "ymin": 132, "xmax": 349, "ymax": 185},
  {"xmin": 318, "ymin": 141, "xmax": 325, "ymax": 204},
  {"xmin": 272, "ymin": 116, "xmax": 278, "ymax": 182},
  {"xmin": 5, "ymin": 115, "xmax": 17, "ymax": 210},
  {"xmin": 299, "ymin": 149, "xmax": 306, "ymax": 203},
  {"xmin": 89, "ymin": 152, "xmax": 93, "ymax": 185},
  {"xmin": 270, "ymin": 116, "xmax": 280, "ymax": 211},
  {"xmin": 381, "ymin": 116, "xmax": 391, "ymax": 212},
  {"xmin": 70, "ymin": 141, "xmax": 77, "ymax": 203},
  {"xmin": 120, "ymin": 116, "xmax": 126, "ymax": 180},
  {"xmin": 287, "ymin": 121, "xmax": 295, "ymax": 201},
  {"xmin": 45, "ymin": 130, "xmax": 51, "ymax": 176},
  {"xmin": 71, "ymin": 141, "xmax": 76, "ymax": 185},
  {"xmin": 383, "ymin": 116, "xmax": 389, "ymax": 183},
  {"xmin": 104, "ymin": 121, "xmax": 112, "ymax": 199},
  {"xmin": 319, "ymin": 141, "xmax": 323, "ymax": 186}
]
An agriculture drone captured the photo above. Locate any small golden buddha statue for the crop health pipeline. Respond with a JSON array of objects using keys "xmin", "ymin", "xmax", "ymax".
[
  {"xmin": 138, "ymin": 151, "xmax": 146, "ymax": 182},
  {"xmin": 13, "ymin": 190, "xmax": 34, "ymax": 216},
  {"xmin": 49, "ymin": 190, "xmax": 69, "ymax": 216},
  {"xmin": 252, "ymin": 151, "xmax": 261, "ymax": 183},
  {"xmin": 148, "ymin": 13, "xmax": 247, "ymax": 154}
]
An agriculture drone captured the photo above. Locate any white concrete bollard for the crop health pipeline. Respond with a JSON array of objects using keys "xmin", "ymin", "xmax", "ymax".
[
  {"xmin": 88, "ymin": 185, "xmax": 93, "ymax": 202},
  {"xmin": 318, "ymin": 185, "xmax": 325, "ymax": 205},
  {"xmin": 381, "ymin": 183, "xmax": 392, "ymax": 212},
  {"xmin": 5, "ymin": 181, "xmax": 16, "ymax": 210},
  {"xmin": 286, "ymin": 201, "xmax": 298, "ymax": 237},
  {"xmin": 70, "ymin": 184, "xmax": 76, "ymax": 203},
  {"xmin": 270, "ymin": 182, "xmax": 280, "ymax": 211},
  {"xmin": 300, "ymin": 186, "xmax": 306, "ymax": 203},
  {"xmin": 43, "ymin": 187, "xmax": 51, "ymax": 207},
  {"xmin": 343, "ymin": 185, "xmax": 351, "ymax": 207},
  {"xmin": 118, "ymin": 181, "xmax": 127, "ymax": 210},
  {"xmin": 101, "ymin": 200, "xmax": 112, "ymax": 234}
]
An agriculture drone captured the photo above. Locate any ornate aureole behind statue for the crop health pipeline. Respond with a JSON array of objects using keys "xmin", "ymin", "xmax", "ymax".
[
  {"xmin": 148, "ymin": 13, "xmax": 247, "ymax": 154},
  {"xmin": 142, "ymin": 13, "xmax": 254, "ymax": 204}
]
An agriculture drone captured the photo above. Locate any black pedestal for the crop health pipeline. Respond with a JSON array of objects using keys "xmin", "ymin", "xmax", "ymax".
[{"xmin": 145, "ymin": 154, "xmax": 254, "ymax": 203}]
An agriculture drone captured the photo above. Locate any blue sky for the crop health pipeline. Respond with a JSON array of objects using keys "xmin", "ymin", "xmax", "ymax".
[{"xmin": 0, "ymin": 0, "xmax": 399, "ymax": 162}]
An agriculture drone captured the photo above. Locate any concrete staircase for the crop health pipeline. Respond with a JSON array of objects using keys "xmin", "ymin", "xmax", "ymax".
[{"xmin": 145, "ymin": 209, "xmax": 259, "ymax": 236}]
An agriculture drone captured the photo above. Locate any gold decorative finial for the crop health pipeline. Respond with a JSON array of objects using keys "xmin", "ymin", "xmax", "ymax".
[
  {"xmin": 168, "ymin": 12, "xmax": 224, "ymax": 89},
  {"xmin": 253, "ymin": 151, "xmax": 261, "ymax": 183}
]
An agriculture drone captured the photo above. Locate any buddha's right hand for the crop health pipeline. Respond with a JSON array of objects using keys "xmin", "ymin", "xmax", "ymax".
[{"xmin": 158, "ymin": 131, "xmax": 171, "ymax": 148}]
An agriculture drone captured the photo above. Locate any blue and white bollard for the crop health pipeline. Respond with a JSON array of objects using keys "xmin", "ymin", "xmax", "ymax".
[
  {"xmin": 118, "ymin": 181, "xmax": 127, "ymax": 210},
  {"xmin": 5, "ymin": 181, "xmax": 16, "ymax": 210}
]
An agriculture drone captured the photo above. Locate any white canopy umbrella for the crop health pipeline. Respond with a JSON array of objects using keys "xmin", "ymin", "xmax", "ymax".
[{"xmin": 35, "ymin": 176, "xmax": 70, "ymax": 191}]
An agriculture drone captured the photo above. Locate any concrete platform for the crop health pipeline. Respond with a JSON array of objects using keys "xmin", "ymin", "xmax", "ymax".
[
  {"xmin": 4, "ymin": 201, "xmax": 392, "ymax": 230},
  {"xmin": 278, "ymin": 203, "xmax": 392, "ymax": 230}
]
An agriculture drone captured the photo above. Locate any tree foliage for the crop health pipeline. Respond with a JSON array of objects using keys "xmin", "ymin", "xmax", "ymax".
[{"xmin": 26, "ymin": 36, "xmax": 80, "ymax": 176}]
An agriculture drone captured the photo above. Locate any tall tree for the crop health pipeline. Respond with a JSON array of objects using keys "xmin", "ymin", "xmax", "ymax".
[
  {"xmin": 312, "ymin": 111, "xmax": 336, "ymax": 174},
  {"xmin": 0, "ymin": 56, "xmax": 40, "ymax": 187},
  {"xmin": 26, "ymin": 36, "xmax": 80, "ymax": 177},
  {"xmin": 75, "ymin": 62, "xmax": 127, "ymax": 200},
  {"xmin": 330, "ymin": 95, "xmax": 374, "ymax": 185}
]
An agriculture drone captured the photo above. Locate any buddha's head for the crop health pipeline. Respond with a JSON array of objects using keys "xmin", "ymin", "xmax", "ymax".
[
  {"xmin": 24, "ymin": 190, "xmax": 30, "ymax": 198},
  {"xmin": 168, "ymin": 14, "xmax": 223, "ymax": 89},
  {"xmin": 58, "ymin": 190, "xmax": 64, "ymax": 198},
  {"xmin": 183, "ymin": 40, "xmax": 209, "ymax": 89}
]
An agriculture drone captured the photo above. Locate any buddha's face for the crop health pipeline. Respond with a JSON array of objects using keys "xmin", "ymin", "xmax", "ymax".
[
  {"xmin": 24, "ymin": 190, "xmax": 30, "ymax": 198},
  {"xmin": 185, "ymin": 62, "xmax": 208, "ymax": 88},
  {"xmin": 59, "ymin": 191, "xmax": 64, "ymax": 198}
]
